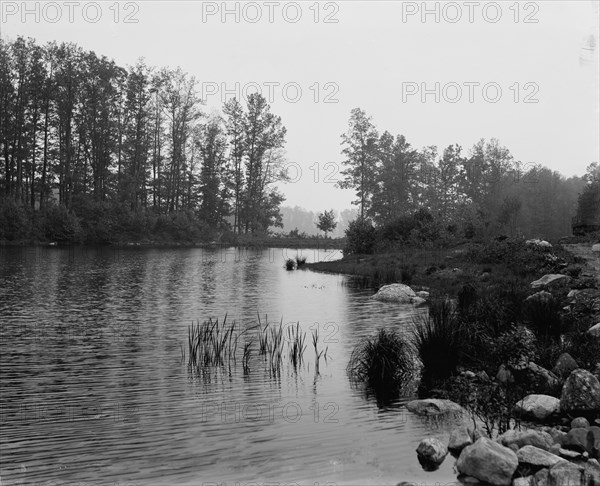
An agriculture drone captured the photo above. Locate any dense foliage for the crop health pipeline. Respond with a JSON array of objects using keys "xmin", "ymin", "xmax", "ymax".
[
  {"xmin": 339, "ymin": 108, "xmax": 591, "ymax": 243},
  {"xmin": 1, "ymin": 36, "xmax": 288, "ymax": 242}
]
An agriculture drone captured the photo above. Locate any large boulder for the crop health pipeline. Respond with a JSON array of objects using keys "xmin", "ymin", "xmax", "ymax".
[
  {"xmin": 571, "ymin": 417, "xmax": 590, "ymax": 429},
  {"xmin": 456, "ymin": 437, "xmax": 518, "ymax": 485},
  {"xmin": 514, "ymin": 362, "xmax": 561, "ymax": 395},
  {"xmin": 497, "ymin": 429, "xmax": 555, "ymax": 451},
  {"xmin": 547, "ymin": 461, "xmax": 584, "ymax": 486},
  {"xmin": 560, "ymin": 369, "xmax": 600, "ymax": 416},
  {"xmin": 584, "ymin": 458, "xmax": 600, "ymax": 485},
  {"xmin": 513, "ymin": 394, "xmax": 560, "ymax": 422},
  {"xmin": 371, "ymin": 283, "xmax": 418, "ymax": 303},
  {"xmin": 530, "ymin": 274, "xmax": 569, "ymax": 289},
  {"xmin": 448, "ymin": 426, "xmax": 473, "ymax": 454},
  {"xmin": 416, "ymin": 437, "xmax": 447, "ymax": 470},
  {"xmin": 552, "ymin": 353, "xmax": 579, "ymax": 380},
  {"xmin": 516, "ymin": 445, "xmax": 566, "ymax": 468},
  {"xmin": 405, "ymin": 399, "xmax": 465, "ymax": 416},
  {"xmin": 562, "ymin": 427, "xmax": 595, "ymax": 453}
]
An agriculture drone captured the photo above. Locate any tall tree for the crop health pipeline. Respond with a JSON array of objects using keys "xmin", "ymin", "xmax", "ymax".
[
  {"xmin": 223, "ymin": 98, "xmax": 246, "ymax": 233},
  {"xmin": 339, "ymin": 108, "xmax": 379, "ymax": 220},
  {"xmin": 242, "ymin": 93, "xmax": 286, "ymax": 234}
]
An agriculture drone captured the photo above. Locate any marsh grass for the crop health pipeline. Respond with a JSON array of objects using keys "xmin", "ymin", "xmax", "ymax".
[
  {"xmin": 347, "ymin": 328, "xmax": 413, "ymax": 392},
  {"xmin": 187, "ymin": 314, "xmax": 323, "ymax": 376},
  {"xmin": 285, "ymin": 258, "xmax": 296, "ymax": 270},
  {"xmin": 412, "ymin": 299, "xmax": 465, "ymax": 390},
  {"xmin": 295, "ymin": 255, "xmax": 307, "ymax": 268},
  {"xmin": 187, "ymin": 315, "xmax": 243, "ymax": 368},
  {"xmin": 287, "ymin": 322, "xmax": 307, "ymax": 368}
]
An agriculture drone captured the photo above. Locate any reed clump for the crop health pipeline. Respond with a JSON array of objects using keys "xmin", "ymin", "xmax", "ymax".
[{"xmin": 187, "ymin": 314, "xmax": 319, "ymax": 375}]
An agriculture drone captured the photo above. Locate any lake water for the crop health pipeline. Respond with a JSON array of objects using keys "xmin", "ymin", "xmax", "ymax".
[{"xmin": 0, "ymin": 246, "xmax": 465, "ymax": 485}]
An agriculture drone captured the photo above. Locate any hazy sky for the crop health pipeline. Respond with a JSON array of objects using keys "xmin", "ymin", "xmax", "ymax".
[{"xmin": 2, "ymin": 0, "xmax": 599, "ymax": 211}]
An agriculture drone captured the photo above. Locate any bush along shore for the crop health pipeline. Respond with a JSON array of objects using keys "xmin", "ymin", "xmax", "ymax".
[{"xmin": 315, "ymin": 236, "xmax": 600, "ymax": 485}]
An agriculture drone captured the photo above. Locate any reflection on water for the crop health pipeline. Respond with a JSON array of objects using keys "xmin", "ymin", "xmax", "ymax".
[{"xmin": 0, "ymin": 246, "xmax": 464, "ymax": 485}]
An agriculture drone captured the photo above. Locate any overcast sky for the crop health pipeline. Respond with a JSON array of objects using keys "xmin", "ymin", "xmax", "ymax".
[{"xmin": 2, "ymin": 0, "xmax": 599, "ymax": 211}]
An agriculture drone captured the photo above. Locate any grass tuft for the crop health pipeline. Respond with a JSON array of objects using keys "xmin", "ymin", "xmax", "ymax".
[
  {"xmin": 347, "ymin": 328, "xmax": 413, "ymax": 392},
  {"xmin": 412, "ymin": 299, "xmax": 464, "ymax": 391}
]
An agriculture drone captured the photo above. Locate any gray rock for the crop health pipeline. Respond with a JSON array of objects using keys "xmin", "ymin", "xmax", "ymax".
[
  {"xmin": 592, "ymin": 243, "xmax": 600, "ymax": 254},
  {"xmin": 514, "ymin": 394, "xmax": 560, "ymax": 422},
  {"xmin": 512, "ymin": 477, "xmax": 533, "ymax": 486},
  {"xmin": 547, "ymin": 461, "xmax": 584, "ymax": 486},
  {"xmin": 415, "ymin": 290, "xmax": 429, "ymax": 299},
  {"xmin": 552, "ymin": 353, "xmax": 579, "ymax": 380},
  {"xmin": 547, "ymin": 427, "xmax": 568, "ymax": 447},
  {"xmin": 560, "ymin": 369, "xmax": 600, "ymax": 416},
  {"xmin": 516, "ymin": 445, "xmax": 566, "ymax": 468},
  {"xmin": 519, "ymin": 362, "xmax": 561, "ymax": 395},
  {"xmin": 458, "ymin": 476, "xmax": 484, "ymax": 485},
  {"xmin": 416, "ymin": 437, "xmax": 447, "ymax": 470},
  {"xmin": 526, "ymin": 239, "xmax": 553, "ymax": 248},
  {"xmin": 589, "ymin": 323, "xmax": 600, "ymax": 338},
  {"xmin": 498, "ymin": 429, "xmax": 555, "ymax": 451},
  {"xmin": 562, "ymin": 427, "xmax": 594, "ymax": 453},
  {"xmin": 448, "ymin": 426, "xmax": 473, "ymax": 453},
  {"xmin": 530, "ymin": 274, "xmax": 569, "ymax": 289},
  {"xmin": 584, "ymin": 458, "xmax": 600, "ymax": 486},
  {"xmin": 533, "ymin": 468, "xmax": 549, "ymax": 486},
  {"xmin": 571, "ymin": 417, "xmax": 590, "ymax": 429},
  {"xmin": 405, "ymin": 399, "xmax": 464, "ymax": 416},
  {"xmin": 525, "ymin": 290, "xmax": 553, "ymax": 304},
  {"xmin": 497, "ymin": 364, "xmax": 515, "ymax": 384},
  {"xmin": 372, "ymin": 283, "xmax": 417, "ymax": 303},
  {"xmin": 456, "ymin": 438, "xmax": 518, "ymax": 486},
  {"xmin": 558, "ymin": 448, "xmax": 582, "ymax": 460}
]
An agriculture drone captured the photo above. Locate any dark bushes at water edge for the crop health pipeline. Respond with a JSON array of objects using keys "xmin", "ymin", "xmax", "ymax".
[
  {"xmin": 411, "ymin": 299, "xmax": 466, "ymax": 391},
  {"xmin": 0, "ymin": 198, "xmax": 225, "ymax": 245},
  {"xmin": 347, "ymin": 328, "xmax": 413, "ymax": 393},
  {"xmin": 295, "ymin": 255, "xmax": 307, "ymax": 268}
]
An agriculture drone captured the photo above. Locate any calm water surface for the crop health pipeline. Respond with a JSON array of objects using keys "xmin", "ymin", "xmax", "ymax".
[{"xmin": 0, "ymin": 246, "xmax": 465, "ymax": 485}]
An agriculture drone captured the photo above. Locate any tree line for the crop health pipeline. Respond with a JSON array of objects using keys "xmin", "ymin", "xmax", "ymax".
[
  {"xmin": 338, "ymin": 108, "xmax": 594, "ymax": 240},
  {"xmin": 0, "ymin": 36, "xmax": 288, "ymax": 241}
]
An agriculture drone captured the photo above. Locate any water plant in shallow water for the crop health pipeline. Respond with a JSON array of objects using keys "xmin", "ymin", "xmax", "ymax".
[
  {"xmin": 411, "ymin": 299, "xmax": 464, "ymax": 391},
  {"xmin": 347, "ymin": 328, "xmax": 413, "ymax": 393},
  {"xmin": 287, "ymin": 322, "xmax": 307, "ymax": 368},
  {"xmin": 295, "ymin": 255, "xmax": 307, "ymax": 268},
  {"xmin": 284, "ymin": 258, "xmax": 296, "ymax": 270},
  {"xmin": 187, "ymin": 314, "xmax": 321, "ymax": 376}
]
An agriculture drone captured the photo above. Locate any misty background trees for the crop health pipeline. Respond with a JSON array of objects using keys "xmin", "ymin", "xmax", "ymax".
[
  {"xmin": 339, "ymin": 108, "xmax": 593, "ymax": 241},
  {"xmin": 0, "ymin": 37, "xmax": 287, "ymax": 242}
]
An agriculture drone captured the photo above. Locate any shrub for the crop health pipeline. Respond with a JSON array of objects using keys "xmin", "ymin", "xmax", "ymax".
[
  {"xmin": 284, "ymin": 258, "xmax": 296, "ymax": 270},
  {"xmin": 457, "ymin": 283, "xmax": 478, "ymax": 315},
  {"xmin": 523, "ymin": 293, "xmax": 565, "ymax": 341},
  {"xmin": 343, "ymin": 218, "xmax": 376, "ymax": 255},
  {"xmin": 445, "ymin": 375, "xmax": 524, "ymax": 438},
  {"xmin": 347, "ymin": 328, "xmax": 413, "ymax": 391},
  {"xmin": 494, "ymin": 325, "xmax": 538, "ymax": 370},
  {"xmin": 0, "ymin": 199, "xmax": 30, "ymax": 241},
  {"xmin": 37, "ymin": 204, "xmax": 82, "ymax": 243}
]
